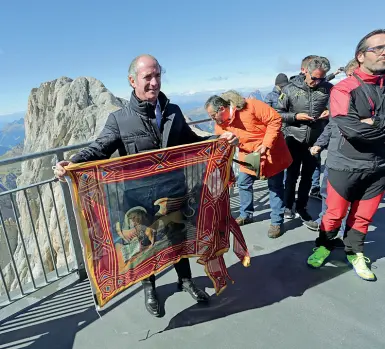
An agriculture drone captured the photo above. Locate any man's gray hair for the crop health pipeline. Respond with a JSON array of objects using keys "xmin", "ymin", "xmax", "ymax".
[
  {"xmin": 204, "ymin": 95, "xmax": 230, "ymax": 111},
  {"xmin": 307, "ymin": 56, "xmax": 331, "ymax": 74},
  {"xmin": 301, "ymin": 55, "xmax": 317, "ymax": 69},
  {"xmin": 128, "ymin": 54, "xmax": 164, "ymax": 81}
]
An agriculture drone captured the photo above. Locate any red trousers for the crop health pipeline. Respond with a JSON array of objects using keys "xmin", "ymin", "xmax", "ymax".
[{"xmin": 318, "ymin": 168, "xmax": 385, "ymax": 253}]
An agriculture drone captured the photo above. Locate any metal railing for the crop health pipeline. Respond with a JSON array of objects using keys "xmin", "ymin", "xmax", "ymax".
[
  {"xmin": 0, "ymin": 118, "xmax": 222, "ymax": 308},
  {"xmin": 0, "ymin": 143, "xmax": 91, "ymax": 307}
]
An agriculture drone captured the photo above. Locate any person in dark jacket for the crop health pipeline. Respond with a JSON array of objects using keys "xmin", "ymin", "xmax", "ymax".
[
  {"xmin": 307, "ymin": 29, "xmax": 385, "ymax": 281},
  {"xmin": 264, "ymin": 73, "xmax": 289, "ymax": 109},
  {"xmin": 54, "ymin": 54, "xmax": 239, "ymax": 317},
  {"xmin": 276, "ymin": 56, "xmax": 332, "ymax": 230}
]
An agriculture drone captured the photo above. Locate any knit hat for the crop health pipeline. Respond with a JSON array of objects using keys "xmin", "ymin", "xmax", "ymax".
[{"xmin": 275, "ymin": 73, "xmax": 289, "ymax": 88}]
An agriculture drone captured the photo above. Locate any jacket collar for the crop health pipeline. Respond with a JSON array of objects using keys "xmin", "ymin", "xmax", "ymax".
[
  {"xmin": 129, "ymin": 90, "xmax": 169, "ymax": 117},
  {"xmin": 355, "ymin": 68, "xmax": 385, "ymax": 86}
]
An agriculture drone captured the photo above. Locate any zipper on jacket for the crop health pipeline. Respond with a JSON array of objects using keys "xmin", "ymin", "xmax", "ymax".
[{"xmin": 338, "ymin": 136, "xmax": 345, "ymax": 150}]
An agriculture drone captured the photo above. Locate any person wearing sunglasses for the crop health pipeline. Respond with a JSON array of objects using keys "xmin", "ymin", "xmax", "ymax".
[
  {"xmin": 307, "ymin": 29, "xmax": 385, "ymax": 281},
  {"xmin": 276, "ymin": 56, "xmax": 332, "ymax": 231}
]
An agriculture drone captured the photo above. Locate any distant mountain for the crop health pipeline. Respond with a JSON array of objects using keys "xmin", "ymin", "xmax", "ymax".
[
  {"xmin": 0, "ymin": 118, "xmax": 25, "ymax": 155},
  {"xmin": 0, "ymin": 142, "xmax": 23, "ymax": 160},
  {"xmin": 0, "ymin": 112, "xmax": 25, "ymax": 128}
]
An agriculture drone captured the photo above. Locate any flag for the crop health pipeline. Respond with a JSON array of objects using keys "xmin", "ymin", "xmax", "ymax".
[{"xmin": 66, "ymin": 139, "xmax": 250, "ymax": 308}]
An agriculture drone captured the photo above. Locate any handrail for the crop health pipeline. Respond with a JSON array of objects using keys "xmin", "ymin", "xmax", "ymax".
[
  {"xmin": 0, "ymin": 141, "xmax": 92, "ymax": 167},
  {"xmin": 0, "ymin": 118, "xmax": 212, "ymax": 167}
]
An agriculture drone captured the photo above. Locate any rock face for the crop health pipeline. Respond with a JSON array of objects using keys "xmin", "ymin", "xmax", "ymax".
[
  {"xmin": 2, "ymin": 77, "xmax": 130, "ymax": 293},
  {"xmin": 1, "ymin": 76, "xmax": 210, "ymax": 295}
]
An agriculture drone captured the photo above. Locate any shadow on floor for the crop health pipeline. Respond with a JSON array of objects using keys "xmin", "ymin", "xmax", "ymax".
[
  {"xmin": 0, "ymin": 267, "xmax": 172, "ymax": 349},
  {"xmin": 157, "ymin": 226, "xmax": 385, "ymax": 333}
]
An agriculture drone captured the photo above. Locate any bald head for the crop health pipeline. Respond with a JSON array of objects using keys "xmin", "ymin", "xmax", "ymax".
[{"xmin": 128, "ymin": 54, "xmax": 162, "ymax": 103}]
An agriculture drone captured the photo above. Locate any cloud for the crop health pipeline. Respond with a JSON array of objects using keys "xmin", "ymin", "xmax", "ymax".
[
  {"xmin": 276, "ymin": 57, "xmax": 299, "ymax": 72},
  {"xmin": 207, "ymin": 76, "xmax": 229, "ymax": 82}
]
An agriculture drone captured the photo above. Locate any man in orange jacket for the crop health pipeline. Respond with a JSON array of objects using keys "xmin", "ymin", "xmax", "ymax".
[{"xmin": 204, "ymin": 91, "xmax": 293, "ymax": 238}]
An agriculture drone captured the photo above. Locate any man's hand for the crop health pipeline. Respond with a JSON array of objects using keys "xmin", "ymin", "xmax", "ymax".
[
  {"xmin": 254, "ymin": 145, "xmax": 268, "ymax": 156},
  {"xmin": 361, "ymin": 118, "xmax": 374, "ymax": 125},
  {"xmin": 53, "ymin": 160, "xmax": 73, "ymax": 182},
  {"xmin": 219, "ymin": 131, "xmax": 239, "ymax": 146},
  {"xmin": 309, "ymin": 146, "xmax": 321, "ymax": 156},
  {"xmin": 319, "ymin": 110, "xmax": 330, "ymax": 119},
  {"xmin": 296, "ymin": 113, "xmax": 314, "ymax": 121}
]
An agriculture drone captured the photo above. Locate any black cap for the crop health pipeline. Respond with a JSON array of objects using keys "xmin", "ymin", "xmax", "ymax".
[{"xmin": 275, "ymin": 73, "xmax": 289, "ymax": 87}]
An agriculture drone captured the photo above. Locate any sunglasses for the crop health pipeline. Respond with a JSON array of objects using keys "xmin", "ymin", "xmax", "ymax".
[
  {"xmin": 310, "ymin": 75, "xmax": 326, "ymax": 82},
  {"xmin": 366, "ymin": 44, "xmax": 385, "ymax": 55}
]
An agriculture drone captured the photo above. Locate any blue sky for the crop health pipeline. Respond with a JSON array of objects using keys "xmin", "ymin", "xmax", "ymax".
[{"xmin": 1, "ymin": 0, "xmax": 385, "ymax": 116}]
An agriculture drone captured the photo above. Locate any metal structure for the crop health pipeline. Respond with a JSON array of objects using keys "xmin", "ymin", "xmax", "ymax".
[{"xmin": 0, "ymin": 118, "xmax": 221, "ymax": 308}]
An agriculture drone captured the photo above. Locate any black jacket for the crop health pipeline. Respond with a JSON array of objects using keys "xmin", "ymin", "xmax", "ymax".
[
  {"xmin": 71, "ymin": 91, "xmax": 213, "ymax": 163},
  {"xmin": 326, "ymin": 69, "xmax": 385, "ymax": 173},
  {"xmin": 276, "ymin": 75, "xmax": 332, "ymax": 145}
]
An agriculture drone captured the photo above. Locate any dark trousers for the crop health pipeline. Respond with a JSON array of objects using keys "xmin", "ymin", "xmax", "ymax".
[
  {"xmin": 284, "ymin": 136, "xmax": 318, "ymax": 210},
  {"xmin": 143, "ymin": 258, "xmax": 192, "ymax": 286},
  {"xmin": 317, "ymin": 169, "xmax": 385, "ymax": 254}
]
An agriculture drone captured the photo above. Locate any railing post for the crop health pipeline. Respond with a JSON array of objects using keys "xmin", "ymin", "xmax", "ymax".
[{"xmin": 55, "ymin": 151, "xmax": 87, "ymax": 281}]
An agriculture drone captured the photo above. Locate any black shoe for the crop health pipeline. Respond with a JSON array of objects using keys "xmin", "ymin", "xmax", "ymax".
[
  {"xmin": 177, "ymin": 279, "xmax": 210, "ymax": 302},
  {"xmin": 284, "ymin": 208, "xmax": 295, "ymax": 220},
  {"xmin": 142, "ymin": 281, "xmax": 160, "ymax": 317},
  {"xmin": 309, "ymin": 188, "xmax": 322, "ymax": 200},
  {"xmin": 296, "ymin": 208, "xmax": 319, "ymax": 231}
]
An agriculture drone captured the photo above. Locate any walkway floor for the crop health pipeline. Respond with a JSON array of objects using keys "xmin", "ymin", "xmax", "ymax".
[{"xmin": 1, "ymin": 181, "xmax": 385, "ymax": 349}]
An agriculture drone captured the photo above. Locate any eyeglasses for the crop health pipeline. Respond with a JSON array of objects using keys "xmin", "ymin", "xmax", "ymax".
[{"xmin": 366, "ymin": 44, "xmax": 385, "ymax": 55}]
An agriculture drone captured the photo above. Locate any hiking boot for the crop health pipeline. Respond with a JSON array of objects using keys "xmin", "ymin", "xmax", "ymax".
[
  {"xmin": 235, "ymin": 216, "xmax": 253, "ymax": 226},
  {"xmin": 309, "ymin": 187, "xmax": 322, "ymax": 200},
  {"xmin": 268, "ymin": 225, "xmax": 282, "ymax": 239},
  {"xmin": 307, "ymin": 246, "xmax": 331, "ymax": 268},
  {"xmin": 346, "ymin": 253, "xmax": 376, "ymax": 281},
  {"xmin": 284, "ymin": 208, "xmax": 295, "ymax": 220},
  {"xmin": 296, "ymin": 208, "xmax": 319, "ymax": 231}
]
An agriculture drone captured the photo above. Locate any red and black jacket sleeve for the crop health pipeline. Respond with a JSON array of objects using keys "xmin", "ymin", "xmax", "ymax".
[{"xmin": 330, "ymin": 82, "xmax": 385, "ymax": 143}]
